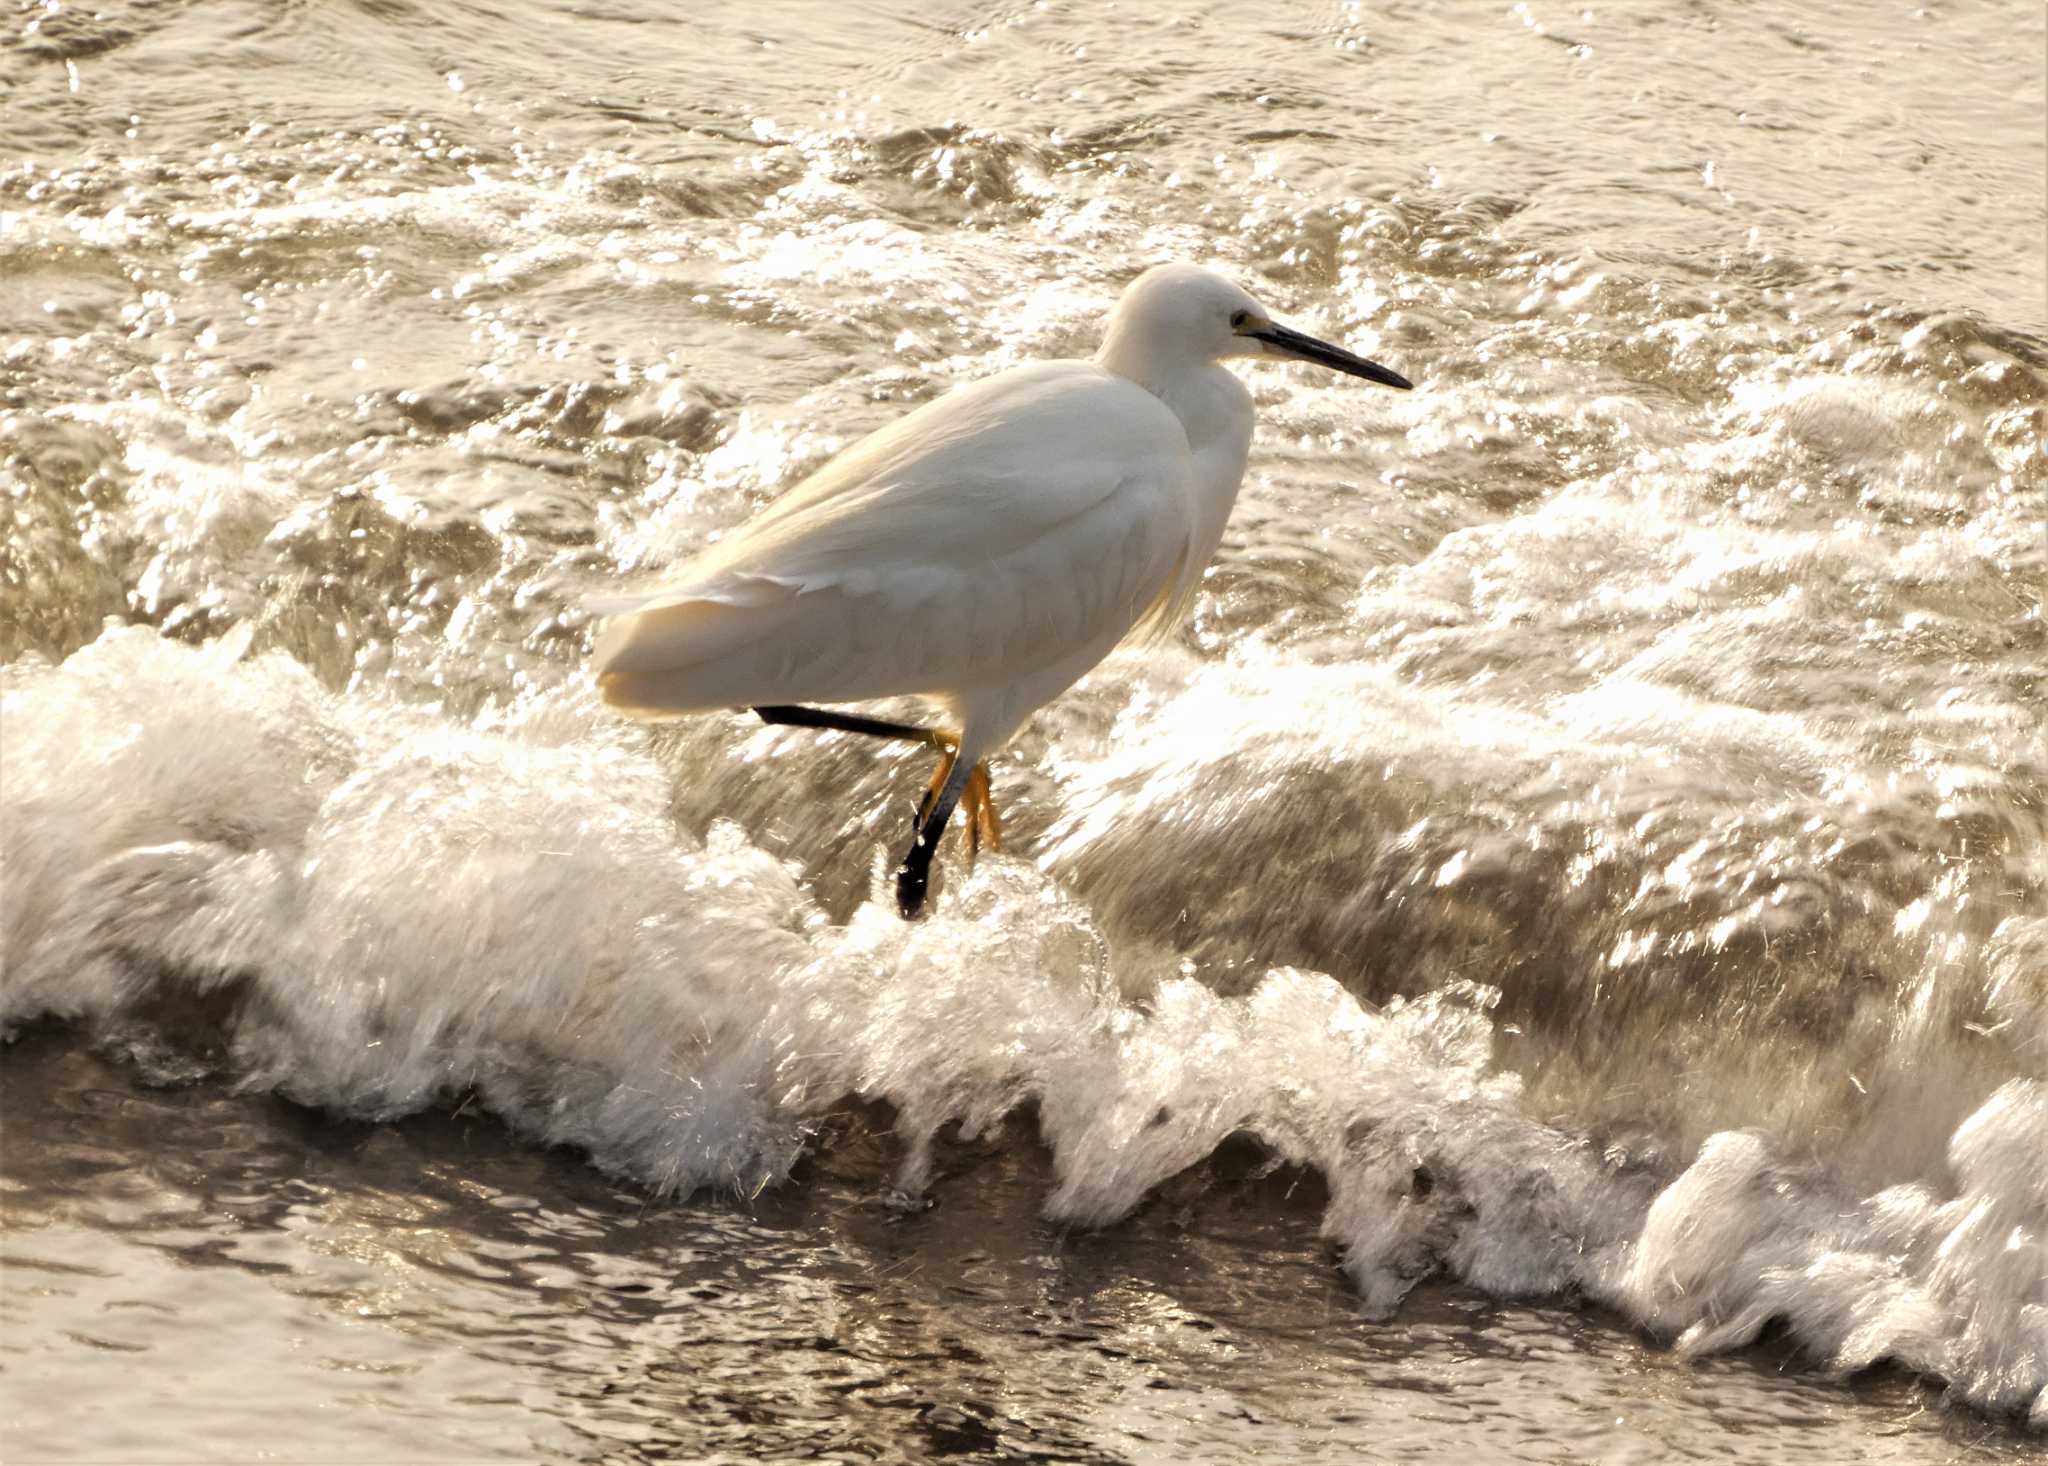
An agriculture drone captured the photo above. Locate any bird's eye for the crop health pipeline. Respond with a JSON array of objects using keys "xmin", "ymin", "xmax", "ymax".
[{"xmin": 1229, "ymin": 310, "xmax": 1251, "ymax": 331}]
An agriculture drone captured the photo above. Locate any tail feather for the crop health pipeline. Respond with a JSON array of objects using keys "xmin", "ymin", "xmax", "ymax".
[
  {"xmin": 591, "ymin": 590, "xmax": 794, "ymax": 715},
  {"xmin": 592, "ymin": 597, "xmax": 742, "ymax": 676},
  {"xmin": 595, "ymin": 667, "xmax": 714, "ymax": 719}
]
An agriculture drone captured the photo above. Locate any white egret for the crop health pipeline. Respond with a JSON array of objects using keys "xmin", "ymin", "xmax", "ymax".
[{"xmin": 593, "ymin": 263, "xmax": 1413, "ymax": 917}]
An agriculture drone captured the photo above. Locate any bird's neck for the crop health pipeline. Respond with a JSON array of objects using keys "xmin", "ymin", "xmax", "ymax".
[
  {"xmin": 1094, "ymin": 319, "xmax": 1191, "ymax": 403},
  {"xmin": 1105, "ymin": 355, "xmax": 1256, "ymax": 572},
  {"xmin": 1109, "ymin": 357, "xmax": 1252, "ymax": 460}
]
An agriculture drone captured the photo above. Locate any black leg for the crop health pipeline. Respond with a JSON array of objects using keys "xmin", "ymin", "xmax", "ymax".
[
  {"xmin": 916, "ymin": 747, "xmax": 960, "ymax": 828},
  {"xmin": 896, "ymin": 753, "xmax": 972, "ymax": 919},
  {"xmin": 752, "ymin": 704, "xmax": 946, "ymax": 746}
]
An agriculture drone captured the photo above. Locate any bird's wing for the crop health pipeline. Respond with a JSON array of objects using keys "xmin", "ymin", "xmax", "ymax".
[
  {"xmin": 688, "ymin": 362, "xmax": 1186, "ymax": 593},
  {"xmin": 593, "ymin": 362, "xmax": 1198, "ymax": 711}
]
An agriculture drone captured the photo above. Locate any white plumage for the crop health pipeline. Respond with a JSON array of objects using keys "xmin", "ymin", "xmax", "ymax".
[
  {"xmin": 596, "ymin": 363, "xmax": 1197, "ymax": 738},
  {"xmin": 592, "ymin": 263, "xmax": 1412, "ymax": 916}
]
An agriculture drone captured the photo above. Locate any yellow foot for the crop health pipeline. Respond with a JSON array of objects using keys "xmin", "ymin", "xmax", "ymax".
[
  {"xmin": 962, "ymin": 761, "xmax": 1002, "ymax": 864},
  {"xmin": 910, "ymin": 739, "xmax": 1000, "ymax": 870}
]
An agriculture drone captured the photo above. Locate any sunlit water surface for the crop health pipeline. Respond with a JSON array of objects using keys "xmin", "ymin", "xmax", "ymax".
[{"xmin": 3, "ymin": 0, "xmax": 2044, "ymax": 1460}]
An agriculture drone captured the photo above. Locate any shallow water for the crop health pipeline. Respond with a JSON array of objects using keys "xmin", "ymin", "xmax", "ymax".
[
  {"xmin": 8, "ymin": 1039, "xmax": 2043, "ymax": 1466},
  {"xmin": 3, "ymin": 0, "xmax": 2046, "ymax": 1460}
]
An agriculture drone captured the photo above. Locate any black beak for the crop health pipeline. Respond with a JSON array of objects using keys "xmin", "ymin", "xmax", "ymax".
[{"xmin": 1249, "ymin": 323, "xmax": 1412, "ymax": 390}]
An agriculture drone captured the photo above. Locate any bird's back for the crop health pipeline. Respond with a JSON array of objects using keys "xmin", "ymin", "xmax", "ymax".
[{"xmin": 593, "ymin": 360, "xmax": 1199, "ymax": 718}]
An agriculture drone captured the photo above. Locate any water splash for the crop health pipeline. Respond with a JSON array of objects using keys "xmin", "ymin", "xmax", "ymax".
[{"xmin": 4, "ymin": 625, "xmax": 2042, "ymax": 1423}]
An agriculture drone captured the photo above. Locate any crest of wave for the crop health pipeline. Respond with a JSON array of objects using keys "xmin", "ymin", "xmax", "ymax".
[
  {"xmin": 786, "ymin": 877, "xmax": 2045, "ymax": 1426},
  {"xmin": 0, "ymin": 624, "xmax": 814, "ymax": 1192},
  {"xmin": 3, "ymin": 625, "xmax": 2041, "ymax": 1427}
]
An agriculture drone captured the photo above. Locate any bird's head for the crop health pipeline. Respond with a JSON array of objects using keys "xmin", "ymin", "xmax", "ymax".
[{"xmin": 1098, "ymin": 263, "xmax": 1412, "ymax": 391}]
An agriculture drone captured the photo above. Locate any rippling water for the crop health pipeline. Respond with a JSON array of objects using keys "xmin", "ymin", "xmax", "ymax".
[{"xmin": 4, "ymin": 0, "xmax": 2045, "ymax": 1459}]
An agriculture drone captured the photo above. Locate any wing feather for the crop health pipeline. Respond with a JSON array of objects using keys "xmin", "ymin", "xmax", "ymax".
[{"xmin": 593, "ymin": 361, "xmax": 1196, "ymax": 714}]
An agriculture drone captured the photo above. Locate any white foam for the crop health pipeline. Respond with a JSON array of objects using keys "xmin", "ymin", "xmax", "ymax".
[
  {"xmin": 2, "ymin": 626, "xmax": 812, "ymax": 1194},
  {"xmin": 2, "ymin": 625, "xmax": 2042, "ymax": 1426}
]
